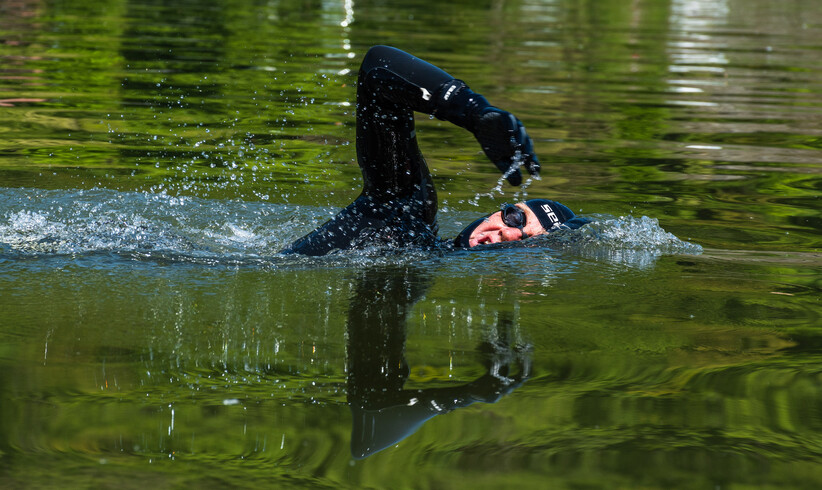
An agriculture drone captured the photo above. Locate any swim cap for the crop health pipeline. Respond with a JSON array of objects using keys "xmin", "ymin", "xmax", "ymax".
[
  {"xmin": 453, "ymin": 199, "xmax": 587, "ymax": 248},
  {"xmin": 453, "ymin": 215, "xmax": 491, "ymax": 248},
  {"xmin": 522, "ymin": 199, "xmax": 575, "ymax": 231}
]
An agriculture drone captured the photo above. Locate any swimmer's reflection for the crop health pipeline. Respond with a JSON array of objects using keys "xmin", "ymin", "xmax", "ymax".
[{"xmin": 346, "ymin": 266, "xmax": 530, "ymax": 459}]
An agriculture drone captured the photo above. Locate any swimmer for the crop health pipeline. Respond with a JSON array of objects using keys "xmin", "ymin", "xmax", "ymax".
[{"xmin": 282, "ymin": 45, "xmax": 587, "ymax": 256}]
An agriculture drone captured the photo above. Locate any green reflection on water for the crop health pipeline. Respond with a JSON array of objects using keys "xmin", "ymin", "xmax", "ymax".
[
  {"xmin": 0, "ymin": 254, "xmax": 819, "ymax": 487},
  {"xmin": 1, "ymin": 0, "xmax": 821, "ymax": 487}
]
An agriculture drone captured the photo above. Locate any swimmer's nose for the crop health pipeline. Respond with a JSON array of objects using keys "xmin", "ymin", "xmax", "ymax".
[{"xmin": 500, "ymin": 227, "xmax": 525, "ymax": 242}]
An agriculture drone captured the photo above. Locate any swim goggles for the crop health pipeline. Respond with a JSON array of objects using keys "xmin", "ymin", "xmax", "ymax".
[{"xmin": 500, "ymin": 203, "xmax": 528, "ymax": 239}]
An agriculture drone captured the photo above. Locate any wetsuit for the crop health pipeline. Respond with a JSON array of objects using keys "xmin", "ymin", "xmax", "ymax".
[{"xmin": 282, "ymin": 45, "xmax": 542, "ymax": 256}]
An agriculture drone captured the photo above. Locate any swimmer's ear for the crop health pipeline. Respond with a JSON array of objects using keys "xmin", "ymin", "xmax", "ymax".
[{"xmin": 473, "ymin": 108, "xmax": 540, "ymax": 186}]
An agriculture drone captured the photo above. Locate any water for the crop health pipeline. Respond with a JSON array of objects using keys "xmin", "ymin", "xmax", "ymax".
[{"xmin": 1, "ymin": 0, "xmax": 820, "ymax": 487}]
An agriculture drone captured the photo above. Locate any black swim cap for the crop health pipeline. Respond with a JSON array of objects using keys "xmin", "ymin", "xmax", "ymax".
[
  {"xmin": 522, "ymin": 199, "xmax": 575, "ymax": 231},
  {"xmin": 453, "ymin": 199, "xmax": 587, "ymax": 249}
]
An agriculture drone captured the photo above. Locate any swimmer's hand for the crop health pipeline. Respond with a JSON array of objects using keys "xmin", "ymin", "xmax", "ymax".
[{"xmin": 473, "ymin": 107, "xmax": 541, "ymax": 186}]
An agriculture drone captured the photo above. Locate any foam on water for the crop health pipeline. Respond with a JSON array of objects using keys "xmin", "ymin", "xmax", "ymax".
[
  {"xmin": 0, "ymin": 187, "xmax": 298, "ymax": 260},
  {"xmin": 536, "ymin": 214, "xmax": 703, "ymax": 269},
  {"xmin": 1, "ymin": 188, "xmax": 701, "ymax": 269}
]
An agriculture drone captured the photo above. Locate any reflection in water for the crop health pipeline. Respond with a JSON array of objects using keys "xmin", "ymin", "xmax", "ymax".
[
  {"xmin": 346, "ymin": 266, "xmax": 530, "ymax": 458},
  {"xmin": 0, "ymin": 0, "xmax": 45, "ymax": 108},
  {"xmin": 0, "ymin": 0, "xmax": 820, "ymax": 486}
]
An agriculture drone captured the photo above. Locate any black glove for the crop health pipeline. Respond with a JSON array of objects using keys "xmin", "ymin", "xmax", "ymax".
[
  {"xmin": 432, "ymin": 80, "xmax": 541, "ymax": 186},
  {"xmin": 472, "ymin": 107, "xmax": 541, "ymax": 186}
]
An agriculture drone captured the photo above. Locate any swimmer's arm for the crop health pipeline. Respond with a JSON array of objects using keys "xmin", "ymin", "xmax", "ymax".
[
  {"xmin": 432, "ymin": 80, "xmax": 541, "ymax": 186},
  {"xmin": 360, "ymin": 46, "xmax": 540, "ymax": 186}
]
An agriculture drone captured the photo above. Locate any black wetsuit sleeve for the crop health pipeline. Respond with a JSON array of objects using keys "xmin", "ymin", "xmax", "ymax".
[
  {"xmin": 354, "ymin": 45, "xmax": 494, "ymax": 202},
  {"xmin": 281, "ymin": 45, "xmax": 513, "ymax": 256}
]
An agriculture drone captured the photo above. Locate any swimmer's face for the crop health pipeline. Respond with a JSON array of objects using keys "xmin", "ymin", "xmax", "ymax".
[{"xmin": 468, "ymin": 203, "xmax": 548, "ymax": 247}]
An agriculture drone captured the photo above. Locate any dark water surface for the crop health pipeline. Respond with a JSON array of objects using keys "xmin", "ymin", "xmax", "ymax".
[{"xmin": 1, "ymin": 0, "xmax": 820, "ymax": 488}]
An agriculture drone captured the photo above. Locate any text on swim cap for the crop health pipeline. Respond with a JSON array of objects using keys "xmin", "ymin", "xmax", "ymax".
[{"xmin": 541, "ymin": 204, "xmax": 560, "ymax": 228}]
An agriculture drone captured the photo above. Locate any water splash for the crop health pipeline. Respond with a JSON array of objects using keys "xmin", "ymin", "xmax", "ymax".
[
  {"xmin": 0, "ymin": 188, "xmax": 297, "ymax": 260},
  {"xmin": 538, "ymin": 214, "xmax": 703, "ymax": 268},
  {"xmin": 498, "ymin": 150, "xmax": 524, "ymax": 186},
  {"xmin": 2, "ymin": 188, "xmax": 700, "ymax": 271},
  {"xmin": 511, "ymin": 173, "xmax": 540, "ymax": 202},
  {"xmin": 0, "ymin": 187, "xmax": 446, "ymax": 270},
  {"xmin": 467, "ymin": 153, "xmax": 536, "ymax": 206}
]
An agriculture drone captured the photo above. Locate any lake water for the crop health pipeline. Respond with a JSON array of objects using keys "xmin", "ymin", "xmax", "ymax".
[{"xmin": 1, "ymin": 0, "xmax": 820, "ymax": 487}]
